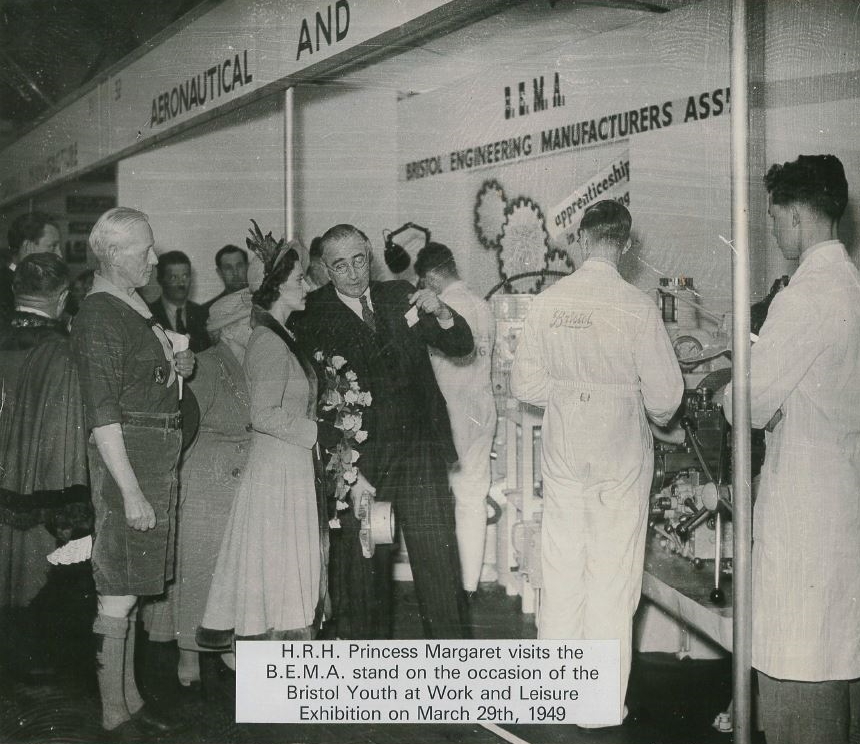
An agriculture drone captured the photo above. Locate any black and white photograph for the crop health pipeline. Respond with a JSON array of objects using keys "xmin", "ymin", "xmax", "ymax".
[{"xmin": 1, "ymin": 1, "xmax": 858, "ymax": 742}]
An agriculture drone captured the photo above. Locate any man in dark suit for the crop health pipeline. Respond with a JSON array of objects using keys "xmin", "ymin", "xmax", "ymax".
[
  {"xmin": 1, "ymin": 212, "xmax": 61, "ymax": 325},
  {"xmin": 203, "ymin": 244, "xmax": 248, "ymax": 309},
  {"xmin": 147, "ymin": 251, "xmax": 210, "ymax": 352},
  {"xmin": 292, "ymin": 224, "xmax": 473, "ymax": 640}
]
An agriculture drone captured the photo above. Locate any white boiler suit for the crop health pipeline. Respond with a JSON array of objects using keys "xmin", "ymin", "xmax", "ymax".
[
  {"xmin": 428, "ymin": 280, "xmax": 497, "ymax": 592},
  {"xmin": 511, "ymin": 259, "xmax": 682, "ymax": 713}
]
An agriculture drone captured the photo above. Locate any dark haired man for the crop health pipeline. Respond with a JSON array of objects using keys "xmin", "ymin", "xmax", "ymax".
[
  {"xmin": 204, "ymin": 244, "xmax": 248, "ymax": 309},
  {"xmin": 1, "ymin": 212, "xmax": 61, "ymax": 325},
  {"xmin": 511, "ymin": 200, "xmax": 682, "ymax": 726},
  {"xmin": 414, "ymin": 241, "xmax": 496, "ymax": 596},
  {"xmin": 148, "ymin": 250, "xmax": 210, "ymax": 352},
  {"xmin": 724, "ymin": 154, "xmax": 860, "ymax": 744},
  {"xmin": 292, "ymin": 224, "xmax": 473, "ymax": 640}
]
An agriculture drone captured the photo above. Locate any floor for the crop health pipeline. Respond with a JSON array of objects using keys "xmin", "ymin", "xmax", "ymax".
[{"xmin": 0, "ymin": 563, "xmax": 758, "ymax": 744}]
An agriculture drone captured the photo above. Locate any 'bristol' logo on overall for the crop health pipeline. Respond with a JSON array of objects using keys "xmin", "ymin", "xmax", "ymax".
[{"xmin": 550, "ymin": 309, "xmax": 593, "ymax": 329}]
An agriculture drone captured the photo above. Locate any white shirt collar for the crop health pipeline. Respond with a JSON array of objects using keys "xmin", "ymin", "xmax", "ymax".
[
  {"xmin": 438, "ymin": 279, "xmax": 464, "ymax": 301},
  {"xmin": 89, "ymin": 273, "xmax": 153, "ymax": 319},
  {"xmin": 335, "ymin": 287, "xmax": 372, "ymax": 318},
  {"xmin": 15, "ymin": 305, "xmax": 52, "ymax": 318},
  {"xmin": 161, "ymin": 296, "xmax": 187, "ymax": 327},
  {"xmin": 799, "ymin": 239, "xmax": 842, "ymax": 264}
]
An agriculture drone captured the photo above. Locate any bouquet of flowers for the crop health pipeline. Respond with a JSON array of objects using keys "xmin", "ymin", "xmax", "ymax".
[{"xmin": 314, "ymin": 351, "xmax": 372, "ymax": 528}]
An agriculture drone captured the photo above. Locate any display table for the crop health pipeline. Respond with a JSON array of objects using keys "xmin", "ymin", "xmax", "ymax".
[{"xmin": 641, "ymin": 540, "xmax": 733, "ymax": 652}]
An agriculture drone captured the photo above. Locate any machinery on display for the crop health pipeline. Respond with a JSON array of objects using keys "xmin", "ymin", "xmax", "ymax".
[
  {"xmin": 649, "ymin": 277, "xmax": 766, "ymax": 605},
  {"xmin": 486, "ymin": 272, "xmax": 768, "ymax": 610}
]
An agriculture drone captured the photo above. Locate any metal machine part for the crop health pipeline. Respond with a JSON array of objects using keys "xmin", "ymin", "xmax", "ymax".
[{"xmin": 650, "ymin": 386, "xmax": 733, "ymax": 600}]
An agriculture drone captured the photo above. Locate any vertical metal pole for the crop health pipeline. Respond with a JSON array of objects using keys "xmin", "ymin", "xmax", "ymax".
[
  {"xmin": 284, "ymin": 87, "xmax": 295, "ymax": 241},
  {"xmin": 730, "ymin": 0, "xmax": 753, "ymax": 742}
]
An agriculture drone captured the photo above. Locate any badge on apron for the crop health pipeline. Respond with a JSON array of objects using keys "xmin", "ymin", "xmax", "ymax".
[{"xmin": 154, "ymin": 366, "xmax": 167, "ymax": 385}]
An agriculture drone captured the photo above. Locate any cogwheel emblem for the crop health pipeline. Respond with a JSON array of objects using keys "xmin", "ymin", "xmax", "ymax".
[
  {"xmin": 474, "ymin": 179, "xmax": 507, "ymax": 250},
  {"xmin": 498, "ymin": 197, "xmax": 551, "ymax": 293},
  {"xmin": 541, "ymin": 248, "xmax": 575, "ymax": 289}
]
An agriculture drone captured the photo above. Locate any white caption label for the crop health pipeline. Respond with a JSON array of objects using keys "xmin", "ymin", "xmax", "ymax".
[{"xmin": 236, "ymin": 640, "xmax": 620, "ymax": 725}]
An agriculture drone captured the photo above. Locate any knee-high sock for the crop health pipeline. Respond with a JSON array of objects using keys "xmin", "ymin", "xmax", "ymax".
[
  {"xmin": 124, "ymin": 608, "xmax": 144, "ymax": 714},
  {"xmin": 93, "ymin": 613, "xmax": 131, "ymax": 730}
]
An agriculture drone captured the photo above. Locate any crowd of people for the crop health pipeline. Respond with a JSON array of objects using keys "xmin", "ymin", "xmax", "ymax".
[
  {"xmin": 0, "ymin": 152, "xmax": 857, "ymax": 744},
  {"xmin": 0, "ymin": 208, "xmax": 492, "ymax": 736}
]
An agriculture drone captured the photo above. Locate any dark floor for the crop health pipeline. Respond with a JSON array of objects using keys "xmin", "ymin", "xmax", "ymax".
[{"xmin": 0, "ymin": 564, "xmax": 757, "ymax": 744}]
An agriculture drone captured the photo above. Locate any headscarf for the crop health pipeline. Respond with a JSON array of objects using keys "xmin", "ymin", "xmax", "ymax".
[{"xmin": 206, "ymin": 289, "xmax": 252, "ymax": 334}]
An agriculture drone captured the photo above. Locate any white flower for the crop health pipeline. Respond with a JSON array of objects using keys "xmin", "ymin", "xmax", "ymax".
[
  {"xmin": 344, "ymin": 390, "xmax": 359, "ymax": 404},
  {"xmin": 358, "ymin": 391, "xmax": 373, "ymax": 406},
  {"xmin": 314, "ymin": 351, "xmax": 325, "ymax": 362},
  {"xmin": 343, "ymin": 467, "xmax": 358, "ymax": 484},
  {"xmin": 345, "ymin": 370, "xmax": 357, "ymax": 381},
  {"xmin": 350, "ymin": 381, "xmax": 360, "ymax": 392},
  {"xmin": 335, "ymin": 499, "xmax": 350, "ymax": 511},
  {"xmin": 328, "ymin": 517, "xmax": 342, "ymax": 529},
  {"xmin": 351, "ymin": 449, "xmax": 360, "ymax": 463},
  {"xmin": 354, "ymin": 430, "xmax": 368, "ymax": 443},
  {"xmin": 332, "ymin": 355, "xmax": 347, "ymax": 370}
]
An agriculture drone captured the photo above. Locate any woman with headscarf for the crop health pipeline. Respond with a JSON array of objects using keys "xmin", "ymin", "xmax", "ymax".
[
  {"xmin": 170, "ymin": 290, "xmax": 253, "ymax": 686},
  {"xmin": 198, "ymin": 233, "xmax": 337, "ymax": 645}
]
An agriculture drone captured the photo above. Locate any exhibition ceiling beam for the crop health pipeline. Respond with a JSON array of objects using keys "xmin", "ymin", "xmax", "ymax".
[{"xmin": 0, "ymin": 0, "xmax": 526, "ymax": 208}]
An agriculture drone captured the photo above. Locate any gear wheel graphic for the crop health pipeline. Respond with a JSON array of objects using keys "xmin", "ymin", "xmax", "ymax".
[
  {"xmin": 497, "ymin": 197, "xmax": 551, "ymax": 293},
  {"xmin": 474, "ymin": 179, "xmax": 508, "ymax": 250}
]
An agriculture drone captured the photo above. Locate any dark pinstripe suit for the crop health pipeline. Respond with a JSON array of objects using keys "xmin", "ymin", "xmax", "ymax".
[{"xmin": 293, "ymin": 280, "xmax": 472, "ymax": 640}]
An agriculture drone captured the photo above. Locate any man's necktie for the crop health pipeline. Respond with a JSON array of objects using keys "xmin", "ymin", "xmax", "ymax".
[
  {"xmin": 359, "ymin": 295, "xmax": 376, "ymax": 333},
  {"xmin": 175, "ymin": 307, "xmax": 187, "ymax": 335}
]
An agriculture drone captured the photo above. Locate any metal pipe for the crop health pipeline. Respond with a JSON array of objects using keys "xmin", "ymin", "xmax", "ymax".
[
  {"xmin": 714, "ymin": 511, "xmax": 722, "ymax": 590},
  {"xmin": 284, "ymin": 87, "xmax": 295, "ymax": 241},
  {"xmin": 730, "ymin": 0, "xmax": 753, "ymax": 741}
]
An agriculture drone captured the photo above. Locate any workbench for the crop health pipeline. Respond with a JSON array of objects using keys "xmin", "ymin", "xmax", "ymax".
[{"xmin": 640, "ymin": 540, "xmax": 733, "ymax": 654}]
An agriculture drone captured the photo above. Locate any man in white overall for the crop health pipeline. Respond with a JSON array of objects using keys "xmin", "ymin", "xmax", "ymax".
[
  {"xmin": 511, "ymin": 200, "xmax": 682, "ymax": 724},
  {"xmin": 414, "ymin": 242, "xmax": 497, "ymax": 594},
  {"xmin": 724, "ymin": 154, "xmax": 860, "ymax": 744}
]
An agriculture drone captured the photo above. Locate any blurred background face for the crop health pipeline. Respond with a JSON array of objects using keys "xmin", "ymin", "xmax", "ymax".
[
  {"xmin": 223, "ymin": 318, "xmax": 253, "ymax": 350},
  {"xmin": 323, "ymin": 235, "xmax": 371, "ymax": 298},
  {"xmin": 217, "ymin": 251, "xmax": 248, "ymax": 293},
  {"xmin": 21, "ymin": 223, "xmax": 61, "ymax": 260},
  {"xmin": 160, "ymin": 262, "xmax": 191, "ymax": 304}
]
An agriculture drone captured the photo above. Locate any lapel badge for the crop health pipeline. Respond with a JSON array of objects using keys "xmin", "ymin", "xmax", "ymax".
[{"xmin": 154, "ymin": 366, "xmax": 167, "ymax": 385}]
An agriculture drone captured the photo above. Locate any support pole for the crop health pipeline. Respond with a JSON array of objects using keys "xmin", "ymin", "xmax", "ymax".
[
  {"xmin": 284, "ymin": 87, "xmax": 295, "ymax": 241},
  {"xmin": 729, "ymin": 0, "xmax": 753, "ymax": 742}
]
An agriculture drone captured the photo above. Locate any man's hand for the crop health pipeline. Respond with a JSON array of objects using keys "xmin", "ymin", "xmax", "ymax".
[
  {"xmin": 123, "ymin": 487, "xmax": 156, "ymax": 531},
  {"xmin": 349, "ymin": 470, "xmax": 376, "ymax": 502},
  {"xmin": 174, "ymin": 349, "xmax": 196, "ymax": 378},
  {"xmin": 408, "ymin": 288, "xmax": 453, "ymax": 321}
]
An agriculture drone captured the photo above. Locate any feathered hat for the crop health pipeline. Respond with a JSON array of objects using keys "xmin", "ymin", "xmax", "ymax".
[{"xmin": 245, "ymin": 219, "xmax": 286, "ymax": 292}]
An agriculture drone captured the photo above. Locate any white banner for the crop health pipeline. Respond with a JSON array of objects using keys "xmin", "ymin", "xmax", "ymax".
[
  {"xmin": 0, "ymin": 0, "xmax": 478, "ymax": 206},
  {"xmin": 547, "ymin": 151, "xmax": 630, "ymax": 248}
]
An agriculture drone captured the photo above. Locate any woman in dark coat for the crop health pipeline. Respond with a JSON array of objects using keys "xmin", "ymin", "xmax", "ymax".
[
  {"xmin": 172, "ymin": 290, "xmax": 253, "ymax": 683},
  {"xmin": 0, "ymin": 253, "xmax": 89, "ymax": 607}
]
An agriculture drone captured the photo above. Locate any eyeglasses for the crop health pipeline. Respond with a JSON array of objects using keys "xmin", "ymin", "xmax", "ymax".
[{"xmin": 326, "ymin": 254, "xmax": 369, "ymax": 275}]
